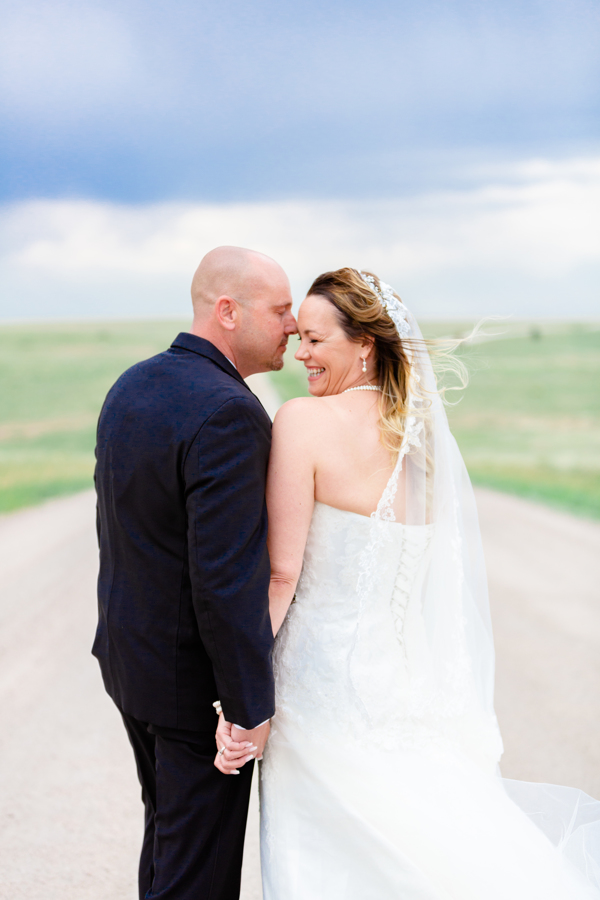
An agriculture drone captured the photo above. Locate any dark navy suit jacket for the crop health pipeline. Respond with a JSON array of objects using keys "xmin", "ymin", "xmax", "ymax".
[{"xmin": 92, "ymin": 332, "xmax": 275, "ymax": 730}]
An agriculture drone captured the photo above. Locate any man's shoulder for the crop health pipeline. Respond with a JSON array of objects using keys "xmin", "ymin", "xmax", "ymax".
[
  {"xmin": 194, "ymin": 389, "xmax": 272, "ymax": 442},
  {"xmin": 101, "ymin": 346, "xmax": 268, "ymax": 433},
  {"xmin": 104, "ymin": 346, "xmax": 173, "ymax": 392},
  {"xmin": 103, "ymin": 344, "xmax": 244, "ymax": 404}
]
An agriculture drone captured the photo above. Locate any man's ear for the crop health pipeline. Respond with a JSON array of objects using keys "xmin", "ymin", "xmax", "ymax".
[{"xmin": 215, "ymin": 296, "xmax": 239, "ymax": 331}]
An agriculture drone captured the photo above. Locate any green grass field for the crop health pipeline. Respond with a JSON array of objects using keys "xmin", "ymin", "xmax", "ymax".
[
  {"xmin": 270, "ymin": 322, "xmax": 600, "ymax": 520},
  {"xmin": 1, "ymin": 319, "xmax": 599, "ymax": 518},
  {"xmin": 0, "ymin": 320, "xmax": 188, "ymax": 512}
]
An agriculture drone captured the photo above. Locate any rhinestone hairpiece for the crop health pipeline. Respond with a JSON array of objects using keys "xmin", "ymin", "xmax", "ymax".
[{"xmin": 357, "ymin": 271, "xmax": 411, "ymax": 338}]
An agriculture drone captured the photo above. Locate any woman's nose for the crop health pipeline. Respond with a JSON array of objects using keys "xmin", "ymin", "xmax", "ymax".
[{"xmin": 295, "ymin": 341, "xmax": 308, "ymax": 360}]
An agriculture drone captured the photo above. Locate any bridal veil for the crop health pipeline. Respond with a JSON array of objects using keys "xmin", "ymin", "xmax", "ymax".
[{"xmin": 349, "ymin": 291, "xmax": 600, "ymax": 888}]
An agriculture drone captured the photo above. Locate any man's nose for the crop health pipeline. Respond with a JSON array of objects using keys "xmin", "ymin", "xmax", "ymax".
[{"xmin": 284, "ymin": 312, "xmax": 298, "ymax": 334}]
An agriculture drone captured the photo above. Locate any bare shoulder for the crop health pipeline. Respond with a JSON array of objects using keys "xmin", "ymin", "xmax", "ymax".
[
  {"xmin": 272, "ymin": 396, "xmax": 335, "ymax": 443},
  {"xmin": 273, "ymin": 396, "xmax": 329, "ymax": 426}
]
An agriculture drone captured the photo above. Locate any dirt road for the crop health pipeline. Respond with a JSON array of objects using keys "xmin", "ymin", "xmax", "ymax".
[
  {"xmin": 0, "ymin": 480, "xmax": 598, "ymax": 898},
  {"xmin": 478, "ymin": 486, "xmax": 600, "ymax": 797}
]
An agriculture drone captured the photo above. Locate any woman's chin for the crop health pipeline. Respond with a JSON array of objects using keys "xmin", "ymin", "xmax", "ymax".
[{"xmin": 307, "ymin": 378, "xmax": 325, "ymax": 396}]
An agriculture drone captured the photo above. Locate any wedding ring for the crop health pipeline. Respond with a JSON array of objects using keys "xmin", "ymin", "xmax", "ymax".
[{"xmin": 218, "ymin": 746, "xmax": 226, "ymax": 756}]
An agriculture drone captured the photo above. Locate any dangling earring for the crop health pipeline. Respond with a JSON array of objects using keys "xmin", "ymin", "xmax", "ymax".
[{"xmin": 361, "ymin": 357, "xmax": 367, "ymax": 374}]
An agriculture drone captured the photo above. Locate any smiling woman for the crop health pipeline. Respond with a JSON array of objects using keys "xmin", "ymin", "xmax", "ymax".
[
  {"xmin": 271, "ymin": 320, "xmax": 600, "ymax": 520},
  {"xmin": 295, "ymin": 294, "xmax": 376, "ymax": 394}
]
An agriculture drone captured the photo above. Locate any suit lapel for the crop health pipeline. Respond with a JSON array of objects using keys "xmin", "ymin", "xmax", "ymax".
[
  {"xmin": 171, "ymin": 333, "xmax": 248, "ymax": 389},
  {"xmin": 170, "ymin": 333, "xmax": 272, "ymax": 420}
]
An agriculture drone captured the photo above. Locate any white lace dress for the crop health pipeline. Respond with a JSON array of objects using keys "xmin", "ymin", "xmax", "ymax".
[{"xmin": 259, "ymin": 500, "xmax": 599, "ymax": 899}]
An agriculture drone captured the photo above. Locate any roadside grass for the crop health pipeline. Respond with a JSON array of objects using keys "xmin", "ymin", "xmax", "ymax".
[
  {"xmin": 2, "ymin": 319, "xmax": 599, "ymax": 519},
  {"xmin": 270, "ymin": 322, "xmax": 600, "ymax": 520},
  {"xmin": 0, "ymin": 320, "xmax": 188, "ymax": 513}
]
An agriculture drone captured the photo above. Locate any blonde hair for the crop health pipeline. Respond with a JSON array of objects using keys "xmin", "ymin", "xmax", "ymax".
[{"xmin": 306, "ymin": 267, "xmax": 467, "ymax": 455}]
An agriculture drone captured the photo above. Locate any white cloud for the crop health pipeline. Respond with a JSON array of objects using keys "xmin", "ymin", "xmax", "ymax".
[{"xmin": 1, "ymin": 156, "xmax": 599, "ymax": 319}]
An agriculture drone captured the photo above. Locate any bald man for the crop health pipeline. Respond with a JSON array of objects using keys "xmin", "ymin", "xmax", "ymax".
[{"xmin": 93, "ymin": 247, "xmax": 297, "ymax": 899}]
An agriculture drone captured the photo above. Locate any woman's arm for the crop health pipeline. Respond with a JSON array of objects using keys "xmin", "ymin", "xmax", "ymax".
[{"xmin": 266, "ymin": 399, "xmax": 317, "ymax": 635}]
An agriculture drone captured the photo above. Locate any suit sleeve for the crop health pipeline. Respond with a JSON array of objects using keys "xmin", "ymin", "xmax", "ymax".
[{"xmin": 184, "ymin": 396, "xmax": 275, "ymax": 729}]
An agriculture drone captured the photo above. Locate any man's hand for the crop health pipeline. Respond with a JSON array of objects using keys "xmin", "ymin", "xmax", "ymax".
[
  {"xmin": 231, "ymin": 720, "xmax": 270, "ymax": 760},
  {"xmin": 214, "ymin": 714, "xmax": 259, "ymax": 775}
]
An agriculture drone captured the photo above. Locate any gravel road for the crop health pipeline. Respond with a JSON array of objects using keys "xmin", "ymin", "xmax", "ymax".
[
  {"xmin": 0, "ymin": 439, "xmax": 598, "ymax": 898},
  {"xmin": 479, "ymin": 487, "xmax": 600, "ymax": 797}
]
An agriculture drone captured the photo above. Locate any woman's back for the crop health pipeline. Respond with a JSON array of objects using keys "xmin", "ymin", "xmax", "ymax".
[{"xmin": 284, "ymin": 392, "xmax": 405, "ymax": 520}]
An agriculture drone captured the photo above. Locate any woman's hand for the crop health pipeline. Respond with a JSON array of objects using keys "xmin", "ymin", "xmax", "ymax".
[
  {"xmin": 214, "ymin": 714, "xmax": 258, "ymax": 775},
  {"xmin": 231, "ymin": 720, "xmax": 270, "ymax": 760}
]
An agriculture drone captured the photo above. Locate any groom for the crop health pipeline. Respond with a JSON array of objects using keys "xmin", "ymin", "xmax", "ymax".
[{"xmin": 93, "ymin": 246, "xmax": 297, "ymax": 899}]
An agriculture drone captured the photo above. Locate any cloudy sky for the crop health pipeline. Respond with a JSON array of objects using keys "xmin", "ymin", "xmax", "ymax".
[{"xmin": 1, "ymin": 0, "xmax": 599, "ymax": 318}]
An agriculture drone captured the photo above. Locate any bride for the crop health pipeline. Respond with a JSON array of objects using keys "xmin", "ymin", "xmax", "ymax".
[{"xmin": 259, "ymin": 267, "xmax": 600, "ymax": 899}]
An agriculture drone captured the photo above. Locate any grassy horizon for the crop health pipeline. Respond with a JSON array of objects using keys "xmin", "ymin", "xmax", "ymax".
[
  {"xmin": 0, "ymin": 320, "xmax": 189, "ymax": 513},
  {"xmin": 1, "ymin": 319, "xmax": 599, "ymax": 519}
]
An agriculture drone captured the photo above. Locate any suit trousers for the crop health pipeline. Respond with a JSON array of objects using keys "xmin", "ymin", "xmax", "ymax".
[{"xmin": 121, "ymin": 710, "xmax": 254, "ymax": 900}]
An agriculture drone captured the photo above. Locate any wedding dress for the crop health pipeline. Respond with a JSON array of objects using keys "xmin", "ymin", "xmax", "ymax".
[
  {"xmin": 260, "ymin": 495, "xmax": 600, "ymax": 899},
  {"xmin": 259, "ymin": 290, "xmax": 600, "ymax": 899}
]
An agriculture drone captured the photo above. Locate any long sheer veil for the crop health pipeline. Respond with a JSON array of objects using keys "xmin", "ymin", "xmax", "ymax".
[
  {"xmin": 349, "ymin": 296, "xmax": 600, "ymax": 889},
  {"xmin": 350, "ymin": 306, "xmax": 503, "ymax": 771}
]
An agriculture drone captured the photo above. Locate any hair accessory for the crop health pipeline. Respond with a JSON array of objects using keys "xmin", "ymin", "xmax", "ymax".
[{"xmin": 357, "ymin": 271, "xmax": 411, "ymax": 338}]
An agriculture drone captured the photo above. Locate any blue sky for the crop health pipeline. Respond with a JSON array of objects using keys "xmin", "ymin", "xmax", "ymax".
[
  {"xmin": 2, "ymin": 0, "xmax": 598, "ymax": 202},
  {"xmin": 0, "ymin": 0, "xmax": 599, "ymax": 317}
]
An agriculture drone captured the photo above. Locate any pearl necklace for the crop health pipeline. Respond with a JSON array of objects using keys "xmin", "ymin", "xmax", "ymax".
[{"xmin": 342, "ymin": 384, "xmax": 382, "ymax": 393}]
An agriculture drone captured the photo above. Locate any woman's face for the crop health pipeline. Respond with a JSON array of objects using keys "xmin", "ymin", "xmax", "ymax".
[{"xmin": 295, "ymin": 293, "xmax": 373, "ymax": 396}]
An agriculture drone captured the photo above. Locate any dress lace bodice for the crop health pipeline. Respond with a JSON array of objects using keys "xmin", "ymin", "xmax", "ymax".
[
  {"xmin": 272, "ymin": 502, "xmax": 434, "ymax": 744},
  {"xmin": 262, "ymin": 504, "xmax": 600, "ymax": 900}
]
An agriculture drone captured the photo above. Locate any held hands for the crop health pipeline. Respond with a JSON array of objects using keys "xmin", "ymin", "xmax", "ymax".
[
  {"xmin": 214, "ymin": 714, "xmax": 270, "ymax": 775},
  {"xmin": 232, "ymin": 720, "xmax": 270, "ymax": 759}
]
